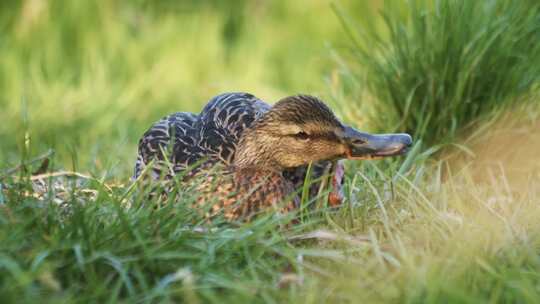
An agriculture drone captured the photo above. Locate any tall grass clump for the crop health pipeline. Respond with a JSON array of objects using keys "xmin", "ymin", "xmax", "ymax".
[{"xmin": 338, "ymin": 0, "xmax": 540, "ymax": 146}]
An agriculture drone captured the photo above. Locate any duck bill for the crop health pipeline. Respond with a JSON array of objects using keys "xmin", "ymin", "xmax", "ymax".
[{"xmin": 342, "ymin": 126, "xmax": 413, "ymax": 160}]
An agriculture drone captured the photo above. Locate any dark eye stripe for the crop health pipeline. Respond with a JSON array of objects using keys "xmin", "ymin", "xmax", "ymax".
[{"xmin": 290, "ymin": 131, "xmax": 339, "ymax": 141}]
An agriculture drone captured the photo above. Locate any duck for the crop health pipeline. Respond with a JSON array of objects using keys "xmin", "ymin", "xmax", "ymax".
[
  {"xmin": 134, "ymin": 92, "xmax": 345, "ymax": 205},
  {"xmin": 134, "ymin": 93, "xmax": 412, "ymax": 220}
]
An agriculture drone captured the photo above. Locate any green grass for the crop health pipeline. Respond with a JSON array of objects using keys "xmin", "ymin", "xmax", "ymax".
[
  {"xmin": 2, "ymin": 112, "xmax": 539, "ymax": 303},
  {"xmin": 1, "ymin": 0, "xmax": 540, "ymax": 303},
  {"xmin": 335, "ymin": 0, "xmax": 540, "ymax": 146}
]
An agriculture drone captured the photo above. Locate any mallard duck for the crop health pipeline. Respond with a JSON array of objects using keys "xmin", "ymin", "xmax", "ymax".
[
  {"xmin": 134, "ymin": 92, "xmax": 345, "ymax": 204},
  {"xmin": 134, "ymin": 93, "xmax": 411, "ymax": 220}
]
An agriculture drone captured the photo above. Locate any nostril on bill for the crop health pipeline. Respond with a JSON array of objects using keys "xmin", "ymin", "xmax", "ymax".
[{"xmin": 352, "ymin": 139, "xmax": 366, "ymax": 145}]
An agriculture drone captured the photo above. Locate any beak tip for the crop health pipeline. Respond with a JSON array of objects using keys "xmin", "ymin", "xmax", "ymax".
[
  {"xmin": 394, "ymin": 133, "xmax": 413, "ymax": 155},
  {"xmin": 402, "ymin": 133, "xmax": 413, "ymax": 148}
]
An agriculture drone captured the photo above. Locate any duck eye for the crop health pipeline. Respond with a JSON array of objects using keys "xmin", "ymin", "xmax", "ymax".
[{"xmin": 294, "ymin": 131, "xmax": 310, "ymax": 140}]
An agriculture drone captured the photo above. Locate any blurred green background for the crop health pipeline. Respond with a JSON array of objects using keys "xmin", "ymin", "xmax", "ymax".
[
  {"xmin": 1, "ymin": 1, "xmax": 540, "ymax": 303},
  {"xmin": 2, "ymin": 0, "xmax": 538, "ymax": 178},
  {"xmin": 0, "ymin": 0, "xmax": 377, "ymax": 178}
]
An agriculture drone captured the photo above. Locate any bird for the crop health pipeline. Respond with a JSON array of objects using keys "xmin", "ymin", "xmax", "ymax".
[
  {"xmin": 134, "ymin": 93, "xmax": 412, "ymax": 220},
  {"xmin": 134, "ymin": 92, "xmax": 345, "ymax": 204}
]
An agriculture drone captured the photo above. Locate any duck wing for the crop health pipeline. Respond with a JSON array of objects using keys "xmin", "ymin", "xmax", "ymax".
[
  {"xmin": 196, "ymin": 92, "xmax": 270, "ymax": 165},
  {"xmin": 134, "ymin": 92, "xmax": 269, "ymax": 180},
  {"xmin": 134, "ymin": 111, "xmax": 202, "ymax": 180}
]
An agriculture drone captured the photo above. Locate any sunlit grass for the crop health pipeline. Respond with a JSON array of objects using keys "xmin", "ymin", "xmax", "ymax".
[
  {"xmin": 336, "ymin": 0, "xmax": 540, "ymax": 146},
  {"xmin": 2, "ymin": 104, "xmax": 539, "ymax": 302}
]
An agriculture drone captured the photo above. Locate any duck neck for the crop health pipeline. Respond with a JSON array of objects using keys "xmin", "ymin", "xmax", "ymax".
[{"xmin": 233, "ymin": 130, "xmax": 282, "ymax": 173}]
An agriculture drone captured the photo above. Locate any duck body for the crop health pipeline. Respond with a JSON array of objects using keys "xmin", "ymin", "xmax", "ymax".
[
  {"xmin": 191, "ymin": 165, "xmax": 298, "ymax": 220},
  {"xmin": 134, "ymin": 93, "xmax": 339, "ymax": 209}
]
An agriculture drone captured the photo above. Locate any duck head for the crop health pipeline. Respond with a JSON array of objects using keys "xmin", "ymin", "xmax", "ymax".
[{"xmin": 234, "ymin": 95, "xmax": 412, "ymax": 170}]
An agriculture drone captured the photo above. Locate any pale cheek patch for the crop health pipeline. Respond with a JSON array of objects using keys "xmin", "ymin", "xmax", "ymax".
[
  {"xmin": 310, "ymin": 140, "xmax": 347, "ymax": 158},
  {"xmin": 318, "ymin": 138, "xmax": 346, "ymax": 151}
]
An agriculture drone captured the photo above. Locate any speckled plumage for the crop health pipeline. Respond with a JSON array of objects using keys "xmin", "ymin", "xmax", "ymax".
[
  {"xmin": 190, "ymin": 165, "xmax": 299, "ymax": 220},
  {"xmin": 134, "ymin": 93, "xmax": 269, "ymax": 178}
]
